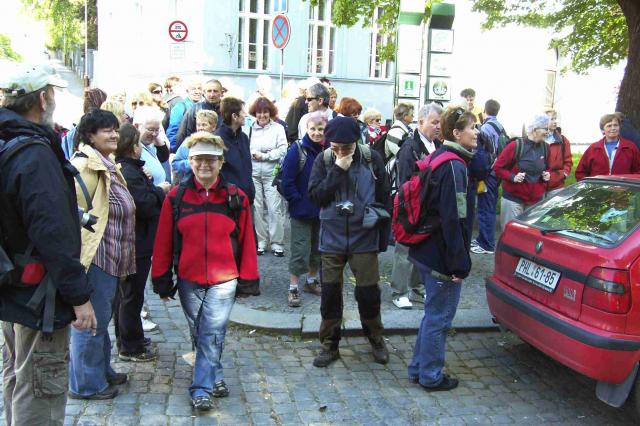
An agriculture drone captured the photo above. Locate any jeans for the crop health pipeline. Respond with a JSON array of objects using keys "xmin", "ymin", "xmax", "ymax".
[
  {"xmin": 178, "ymin": 278, "xmax": 237, "ymax": 398},
  {"xmin": 408, "ymin": 263, "xmax": 462, "ymax": 387},
  {"xmin": 69, "ymin": 264, "xmax": 118, "ymax": 396},
  {"xmin": 475, "ymin": 173, "xmax": 498, "ymax": 251}
]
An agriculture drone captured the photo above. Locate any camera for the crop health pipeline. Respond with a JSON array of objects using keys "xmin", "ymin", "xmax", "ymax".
[
  {"xmin": 78, "ymin": 207, "xmax": 98, "ymax": 233},
  {"xmin": 335, "ymin": 200, "xmax": 354, "ymax": 216}
]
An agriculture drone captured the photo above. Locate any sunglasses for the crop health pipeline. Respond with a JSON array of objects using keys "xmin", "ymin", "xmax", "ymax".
[{"xmin": 305, "ymin": 97, "xmax": 319, "ymax": 102}]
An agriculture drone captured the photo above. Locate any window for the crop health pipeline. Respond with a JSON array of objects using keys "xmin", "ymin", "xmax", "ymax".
[
  {"xmin": 369, "ymin": 7, "xmax": 391, "ymax": 79},
  {"xmin": 238, "ymin": 0, "xmax": 271, "ymax": 70},
  {"xmin": 307, "ymin": 0, "xmax": 335, "ymax": 74}
]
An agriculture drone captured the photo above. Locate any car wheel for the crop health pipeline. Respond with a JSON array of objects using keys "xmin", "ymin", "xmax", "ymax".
[{"xmin": 632, "ymin": 371, "xmax": 640, "ymax": 420}]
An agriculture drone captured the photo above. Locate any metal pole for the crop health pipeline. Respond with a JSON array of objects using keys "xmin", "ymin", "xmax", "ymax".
[
  {"xmin": 280, "ymin": 49, "xmax": 284, "ymax": 99},
  {"xmin": 84, "ymin": 0, "xmax": 88, "ymax": 79}
]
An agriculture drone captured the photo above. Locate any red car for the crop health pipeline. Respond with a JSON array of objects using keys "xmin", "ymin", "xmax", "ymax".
[{"xmin": 487, "ymin": 175, "xmax": 640, "ymax": 417}]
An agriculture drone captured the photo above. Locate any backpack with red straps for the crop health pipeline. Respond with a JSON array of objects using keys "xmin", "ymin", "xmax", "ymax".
[{"xmin": 392, "ymin": 150, "xmax": 465, "ymax": 246}]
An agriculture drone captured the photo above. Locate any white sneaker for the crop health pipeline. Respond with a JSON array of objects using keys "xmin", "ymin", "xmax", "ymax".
[
  {"xmin": 142, "ymin": 318, "xmax": 158, "ymax": 332},
  {"xmin": 141, "ymin": 309, "xmax": 149, "ymax": 319},
  {"xmin": 392, "ymin": 295, "xmax": 413, "ymax": 309},
  {"xmin": 471, "ymin": 244, "xmax": 494, "ymax": 254},
  {"xmin": 408, "ymin": 289, "xmax": 425, "ymax": 304}
]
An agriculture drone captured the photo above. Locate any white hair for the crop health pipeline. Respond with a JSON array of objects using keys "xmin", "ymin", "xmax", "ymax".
[
  {"xmin": 133, "ymin": 105, "xmax": 164, "ymax": 125},
  {"xmin": 418, "ymin": 102, "xmax": 444, "ymax": 120},
  {"xmin": 526, "ymin": 114, "xmax": 550, "ymax": 134}
]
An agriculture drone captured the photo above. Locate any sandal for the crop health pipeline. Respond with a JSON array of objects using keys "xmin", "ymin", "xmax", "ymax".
[
  {"xmin": 212, "ymin": 380, "xmax": 229, "ymax": 398},
  {"xmin": 191, "ymin": 395, "xmax": 213, "ymax": 410}
]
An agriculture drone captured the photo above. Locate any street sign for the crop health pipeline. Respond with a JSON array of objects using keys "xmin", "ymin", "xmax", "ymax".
[
  {"xmin": 168, "ymin": 20, "xmax": 188, "ymax": 42},
  {"xmin": 273, "ymin": 0, "xmax": 288, "ymax": 13},
  {"xmin": 399, "ymin": 74, "xmax": 420, "ymax": 98},
  {"xmin": 271, "ymin": 14, "xmax": 291, "ymax": 50},
  {"xmin": 428, "ymin": 77, "xmax": 451, "ymax": 101}
]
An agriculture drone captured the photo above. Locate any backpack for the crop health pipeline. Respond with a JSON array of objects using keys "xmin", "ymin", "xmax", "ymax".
[
  {"xmin": 507, "ymin": 137, "xmax": 548, "ymax": 168},
  {"xmin": 372, "ymin": 125, "xmax": 409, "ymax": 165},
  {"xmin": 392, "ymin": 151, "xmax": 465, "ymax": 246},
  {"xmin": 272, "ymin": 140, "xmax": 308, "ymax": 196},
  {"xmin": 171, "ymin": 181, "xmax": 242, "ymax": 270}
]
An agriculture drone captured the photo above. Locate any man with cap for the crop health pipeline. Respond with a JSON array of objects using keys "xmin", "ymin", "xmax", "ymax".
[
  {"xmin": 308, "ymin": 116, "xmax": 391, "ymax": 367},
  {"xmin": 0, "ymin": 63, "xmax": 96, "ymax": 424}
]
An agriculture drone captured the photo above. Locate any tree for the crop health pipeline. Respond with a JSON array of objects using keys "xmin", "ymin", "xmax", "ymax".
[
  {"xmin": 0, "ymin": 34, "xmax": 22, "ymax": 62},
  {"xmin": 471, "ymin": 0, "xmax": 640, "ymax": 128},
  {"xmin": 20, "ymin": 0, "xmax": 97, "ymax": 63}
]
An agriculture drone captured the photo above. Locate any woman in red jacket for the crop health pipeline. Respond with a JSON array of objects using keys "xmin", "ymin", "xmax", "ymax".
[
  {"xmin": 575, "ymin": 113, "xmax": 640, "ymax": 181},
  {"xmin": 493, "ymin": 114, "xmax": 551, "ymax": 230},
  {"xmin": 152, "ymin": 132, "xmax": 259, "ymax": 411}
]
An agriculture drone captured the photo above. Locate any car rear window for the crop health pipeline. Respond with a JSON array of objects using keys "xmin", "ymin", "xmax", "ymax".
[{"xmin": 518, "ymin": 181, "xmax": 640, "ymax": 246}]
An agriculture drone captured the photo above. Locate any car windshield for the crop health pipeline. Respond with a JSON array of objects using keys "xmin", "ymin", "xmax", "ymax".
[{"xmin": 518, "ymin": 181, "xmax": 640, "ymax": 247}]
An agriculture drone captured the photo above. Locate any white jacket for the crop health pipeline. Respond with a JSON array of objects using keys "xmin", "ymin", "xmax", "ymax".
[{"xmin": 250, "ymin": 120, "xmax": 287, "ymax": 177}]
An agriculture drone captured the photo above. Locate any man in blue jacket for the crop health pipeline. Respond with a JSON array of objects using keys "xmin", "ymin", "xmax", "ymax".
[
  {"xmin": 175, "ymin": 79, "xmax": 223, "ymax": 149},
  {"xmin": 0, "ymin": 63, "xmax": 96, "ymax": 425},
  {"xmin": 308, "ymin": 117, "xmax": 391, "ymax": 367}
]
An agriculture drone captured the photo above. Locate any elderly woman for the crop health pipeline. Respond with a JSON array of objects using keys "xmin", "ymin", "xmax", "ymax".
[
  {"xmin": 69, "ymin": 109, "xmax": 136, "ymax": 400},
  {"xmin": 113, "ymin": 123, "xmax": 168, "ymax": 362},
  {"xmin": 408, "ymin": 106, "xmax": 477, "ymax": 391},
  {"xmin": 133, "ymin": 106, "xmax": 170, "ymax": 185},
  {"xmin": 249, "ymin": 97, "xmax": 287, "ymax": 256},
  {"xmin": 493, "ymin": 114, "xmax": 551, "ymax": 229},
  {"xmin": 363, "ymin": 108, "xmax": 385, "ymax": 146},
  {"xmin": 280, "ymin": 111, "xmax": 327, "ymax": 307},
  {"xmin": 575, "ymin": 113, "xmax": 640, "ymax": 181},
  {"xmin": 152, "ymin": 132, "xmax": 259, "ymax": 411}
]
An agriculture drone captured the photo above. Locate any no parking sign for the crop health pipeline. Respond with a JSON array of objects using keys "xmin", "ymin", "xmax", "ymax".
[{"xmin": 271, "ymin": 14, "xmax": 290, "ymax": 50}]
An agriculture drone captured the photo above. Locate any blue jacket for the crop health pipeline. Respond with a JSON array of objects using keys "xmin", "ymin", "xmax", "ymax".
[
  {"xmin": 166, "ymin": 97, "xmax": 193, "ymax": 152},
  {"xmin": 281, "ymin": 134, "xmax": 323, "ymax": 219},
  {"xmin": 215, "ymin": 123, "xmax": 255, "ymax": 203},
  {"xmin": 409, "ymin": 142, "xmax": 473, "ymax": 279}
]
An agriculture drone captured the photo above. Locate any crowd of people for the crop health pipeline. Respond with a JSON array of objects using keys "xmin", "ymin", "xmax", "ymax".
[{"xmin": 2, "ymin": 61, "xmax": 640, "ymax": 422}]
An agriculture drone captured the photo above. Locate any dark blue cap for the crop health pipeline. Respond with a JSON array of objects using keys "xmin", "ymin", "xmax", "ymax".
[{"xmin": 323, "ymin": 116, "xmax": 360, "ymax": 144}]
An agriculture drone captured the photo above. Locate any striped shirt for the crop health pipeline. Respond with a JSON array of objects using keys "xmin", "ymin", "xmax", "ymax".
[{"xmin": 92, "ymin": 153, "xmax": 137, "ymax": 277}]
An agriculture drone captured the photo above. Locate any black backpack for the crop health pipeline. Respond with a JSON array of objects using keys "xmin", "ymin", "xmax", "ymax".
[
  {"xmin": 272, "ymin": 140, "xmax": 309, "ymax": 196},
  {"xmin": 372, "ymin": 125, "xmax": 409, "ymax": 165}
]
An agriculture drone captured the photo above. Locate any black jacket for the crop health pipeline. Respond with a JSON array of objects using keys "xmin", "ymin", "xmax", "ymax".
[
  {"xmin": 0, "ymin": 108, "xmax": 91, "ymax": 329},
  {"xmin": 175, "ymin": 100, "xmax": 221, "ymax": 149},
  {"xmin": 396, "ymin": 129, "xmax": 441, "ymax": 186},
  {"xmin": 285, "ymin": 96, "xmax": 308, "ymax": 143},
  {"xmin": 116, "ymin": 157, "xmax": 165, "ymax": 258},
  {"xmin": 215, "ymin": 123, "xmax": 256, "ymax": 203}
]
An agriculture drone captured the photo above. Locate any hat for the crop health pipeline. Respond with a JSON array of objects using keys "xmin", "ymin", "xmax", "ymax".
[
  {"xmin": 323, "ymin": 116, "xmax": 361, "ymax": 144},
  {"xmin": 0, "ymin": 63, "xmax": 68, "ymax": 97},
  {"xmin": 188, "ymin": 141, "xmax": 224, "ymax": 157}
]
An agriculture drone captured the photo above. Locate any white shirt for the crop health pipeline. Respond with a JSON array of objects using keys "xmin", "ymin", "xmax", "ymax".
[{"xmin": 418, "ymin": 131, "xmax": 436, "ymax": 154}]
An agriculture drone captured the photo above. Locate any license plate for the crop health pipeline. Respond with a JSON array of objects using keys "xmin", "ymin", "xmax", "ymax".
[{"xmin": 514, "ymin": 258, "xmax": 561, "ymax": 292}]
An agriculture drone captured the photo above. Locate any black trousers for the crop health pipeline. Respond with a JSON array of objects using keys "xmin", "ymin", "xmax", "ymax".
[{"xmin": 114, "ymin": 256, "xmax": 151, "ymax": 354}]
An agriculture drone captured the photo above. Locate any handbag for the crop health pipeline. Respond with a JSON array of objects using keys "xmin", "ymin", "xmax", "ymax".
[{"xmin": 362, "ymin": 202, "xmax": 391, "ymax": 229}]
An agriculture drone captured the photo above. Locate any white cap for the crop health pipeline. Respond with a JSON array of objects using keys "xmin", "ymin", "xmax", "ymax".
[
  {"xmin": 0, "ymin": 63, "xmax": 67, "ymax": 97},
  {"xmin": 188, "ymin": 141, "xmax": 224, "ymax": 157}
]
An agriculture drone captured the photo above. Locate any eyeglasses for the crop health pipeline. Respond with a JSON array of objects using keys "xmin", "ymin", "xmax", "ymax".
[
  {"xmin": 131, "ymin": 101, "xmax": 145, "ymax": 106},
  {"xmin": 191, "ymin": 156, "xmax": 222, "ymax": 163},
  {"xmin": 305, "ymin": 97, "xmax": 319, "ymax": 102},
  {"xmin": 151, "ymin": 90, "xmax": 162, "ymax": 95}
]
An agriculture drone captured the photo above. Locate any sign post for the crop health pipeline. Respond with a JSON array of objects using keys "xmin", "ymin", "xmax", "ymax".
[
  {"xmin": 168, "ymin": 20, "xmax": 188, "ymax": 42},
  {"xmin": 271, "ymin": 14, "xmax": 291, "ymax": 98}
]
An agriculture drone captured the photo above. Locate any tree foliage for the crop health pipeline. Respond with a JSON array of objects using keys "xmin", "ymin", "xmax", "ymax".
[
  {"xmin": 307, "ymin": 0, "xmax": 440, "ymax": 62},
  {"xmin": 0, "ymin": 34, "xmax": 22, "ymax": 62},
  {"xmin": 20, "ymin": 0, "xmax": 97, "ymax": 59},
  {"xmin": 471, "ymin": 0, "xmax": 627, "ymax": 74}
]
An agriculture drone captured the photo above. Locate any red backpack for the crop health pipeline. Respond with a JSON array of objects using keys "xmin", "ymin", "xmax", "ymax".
[{"xmin": 392, "ymin": 151, "xmax": 465, "ymax": 246}]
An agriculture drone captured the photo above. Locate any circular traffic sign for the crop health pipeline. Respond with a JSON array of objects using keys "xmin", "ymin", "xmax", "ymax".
[
  {"xmin": 168, "ymin": 20, "xmax": 188, "ymax": 42},
  {"xmin": 271, "ymin": 14, "xmax": 291, "ymax": 50}
]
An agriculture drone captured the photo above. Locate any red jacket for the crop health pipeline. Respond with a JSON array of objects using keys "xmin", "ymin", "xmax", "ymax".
[
  {"xmin": 546, "ymin": 133, "xmax": 573, "ymax": 191},
  {"xmin": 493, "ymin": 138, "xmax": 548, "ymax": 205},
  {"xmin": 152, "ymin": 176, "xmax": 259, "ymax": 297},
  {"xmin": 575, "ymin": 137, "xmax": 640, "ymax": 181}
]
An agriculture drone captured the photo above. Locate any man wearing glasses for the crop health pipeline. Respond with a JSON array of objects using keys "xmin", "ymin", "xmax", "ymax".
[
  {"xmin": 308, "ymin": 117, "xmax": 391, "ymax": 368},
  {"xmin": 297, "ymin": 83, "xmax": 334, "ymax": 140}
]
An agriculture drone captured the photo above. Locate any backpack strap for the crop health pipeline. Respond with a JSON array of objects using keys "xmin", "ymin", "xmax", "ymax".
[
  {"xmin": 0, "ymin": 137, "xmax": 50, "ymax": 170},
  {"xmin": 225, "ymin": 183, "xmax": 242, "ymax": 238},
  {"xmin": 486, "ymin": 121, "xmax": 506, "ymax": 136},
  {"xmin": 295, "ymin": 140, "xmax": 308, "ymax": 174},
  {"xmin": 171, "ymin": 183, "xmax": 188, "ymax": 267}
]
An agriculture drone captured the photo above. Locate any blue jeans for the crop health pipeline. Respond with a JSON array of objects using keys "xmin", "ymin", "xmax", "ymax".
[
  {"xmin": 178, "ymin": 279, "xmax": 237, "ymax": 398},
  {"xmin": 408, "ymin": 264, "xmax": 462, "ymax": 387},
  {"xmin": 69, "ymin": 264, "xmax": 118, "ymax": 396},
  {"xmin": 475, "ymin": 173, "xmax": 498, "ymax": 251}
]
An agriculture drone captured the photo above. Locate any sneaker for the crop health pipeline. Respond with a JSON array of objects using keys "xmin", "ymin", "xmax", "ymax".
[
  {"xmin": 191, "ymin": 395, "xmax": 213, "ymax": 411},
  {"xmin": 69, "ymin": 385, "xmax": 118, "ymax": 400},
  {"xmin": 420, "ymin": 374, "xmax": 459, "ymax": 392},
  {"xmin": 142, "ymin": 318, "xmax": 158, "ymax": 332},
  {"xmin": 470, "ymin": 239, "xmax": 479, "ymax": 248},
  {"xmin": 408, "ymin": 289, "xmax": 425, "ymax": 304},
  {"xmin": 288, "ymin": 289, "xmax": 301, "ymax": 307},
  {"xmin": 212, "ymin": 380, "xmax": 229, "ymax": 398},
  {"xmin": 470, "ymin": 244, "xmax": 494, "ymax": 254},
  {"xmin": 303, "ymin": 279, "xmax": 321, "ymax": 296},
  {"xmin": 140, "ymin": 309, "xmax": 149, "ymax": 319},
  {"xmin": 257, "ymin": 247, "xmax": 265, "ymax": 256},
  {"xmin": 119, "ymin": 348, "xmax": 157, "ymax": 362},
  {"xmin": 272, "ymin": 248, "xmax": 285, "ymax": 257},
  {"xmin": 313, "ymin": 348, "xmax": 340, "ymax": 368},
  {"xmin": 392, "ymin": 295, "xmax": 412, "ymax": 309},
  {"xmin": 371, "ymin": 340, "xmax": 389, "ymax": 364}
]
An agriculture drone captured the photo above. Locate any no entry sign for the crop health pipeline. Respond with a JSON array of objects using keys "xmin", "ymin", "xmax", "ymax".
[
  {"xmin": 168, "ymin": 20, "xmax": 188, "ymax": 42},
  {"xmin": 271, "ymin": 14, "xmax": 290, "ymax": 50}
]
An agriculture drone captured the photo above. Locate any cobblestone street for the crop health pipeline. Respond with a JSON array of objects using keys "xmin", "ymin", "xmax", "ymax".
[{"xmin": 1, "ymin": 287, "xmax": 635, "ymax": 425}]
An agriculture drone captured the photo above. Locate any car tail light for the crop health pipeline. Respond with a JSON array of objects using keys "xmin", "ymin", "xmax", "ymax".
[{"xmin": 583, "ymin": 267, "xmax": 631, "ymax": 314}]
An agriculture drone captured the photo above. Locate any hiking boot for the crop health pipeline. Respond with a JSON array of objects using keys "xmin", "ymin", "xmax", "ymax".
[
  {"xmin": 212, "ymin": 380, "xmax": 229, "ymax": 398},
  {"xmin": 119, "ymin": 348, "xmax": 157, "ymax": 362},
  {"xmin": 371, "ymin": 340, "xmax": 389, "ymax": 364},
  {"xmin": 191, "ymin": 395, "xmax": 213, "ymax": 410},
  {"xmin": 420, "ymin": 374, "xmax": 459, "ymax": 392},
  {"xmin": 288, "ymin": 289, "xmax": 301, "ymax": 307},
  {"xmin": 303, "ymin": 279, "xmax": 321, "ymax": 296},
  {"xmin": 69, "ymin": 385, "xmax": 118, "ymax": 400},
  {"xmin": 313, "ymin": 348, "xmax": 340, "ymax": 367}
]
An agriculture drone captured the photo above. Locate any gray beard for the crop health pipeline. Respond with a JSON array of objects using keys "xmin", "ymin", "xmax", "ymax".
[{"xmin": 41, "ymin": 100, "xmax": 55, "ymax": 128}]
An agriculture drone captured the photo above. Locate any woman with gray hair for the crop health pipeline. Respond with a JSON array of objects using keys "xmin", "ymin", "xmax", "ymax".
[{"xmin": 493, "ymin": 114, "xmax": 551, "ymax": 229}]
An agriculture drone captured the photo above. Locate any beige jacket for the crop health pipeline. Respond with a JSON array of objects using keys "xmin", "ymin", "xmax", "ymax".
[{"xmin": 71, "ymin": 144, "xmax": 127, "ymax": 269}]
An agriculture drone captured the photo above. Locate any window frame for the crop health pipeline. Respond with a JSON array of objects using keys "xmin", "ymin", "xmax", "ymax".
[
  {"xmin": 369, "ymin": 7, "xmax": 391, "ymax": 79},
  {"xmin": 238, "ymin": 0, "xmax": 272, "ymax": 71},
  {"xmin": 307, "ymin": 0, "xmax": 336, "ymax": 75}
]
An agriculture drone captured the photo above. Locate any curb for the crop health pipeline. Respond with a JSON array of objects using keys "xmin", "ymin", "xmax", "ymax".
[{"xmin": 230, "ymin": 304, "xmax": 498, "ymax": 336}]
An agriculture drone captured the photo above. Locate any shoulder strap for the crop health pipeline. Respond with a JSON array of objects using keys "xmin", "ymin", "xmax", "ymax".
[
  {"xmin": 225, "ymin": 183, "xmax": 242, "ymax": 238},
  {"xmin": 295, "ymin": 140, "xmax": 307, "ymax": 174},
  {"xmin": 486, "ymin": 121, "xmax": 505, "ymax": 136},
  {"xmin": 323, "ymin": 148, "xmax": 334, "ymax": 168},
  {"xmin": 0, "ymin": 137, "xmax": 50, "ymax": 170},
  {"xmin": 429, "ymin": 151, "xmax": 465, "ymax": 171},
  {"xmin": 514, "ymin": 138, "xmax": 524, "ymax": 162}
]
